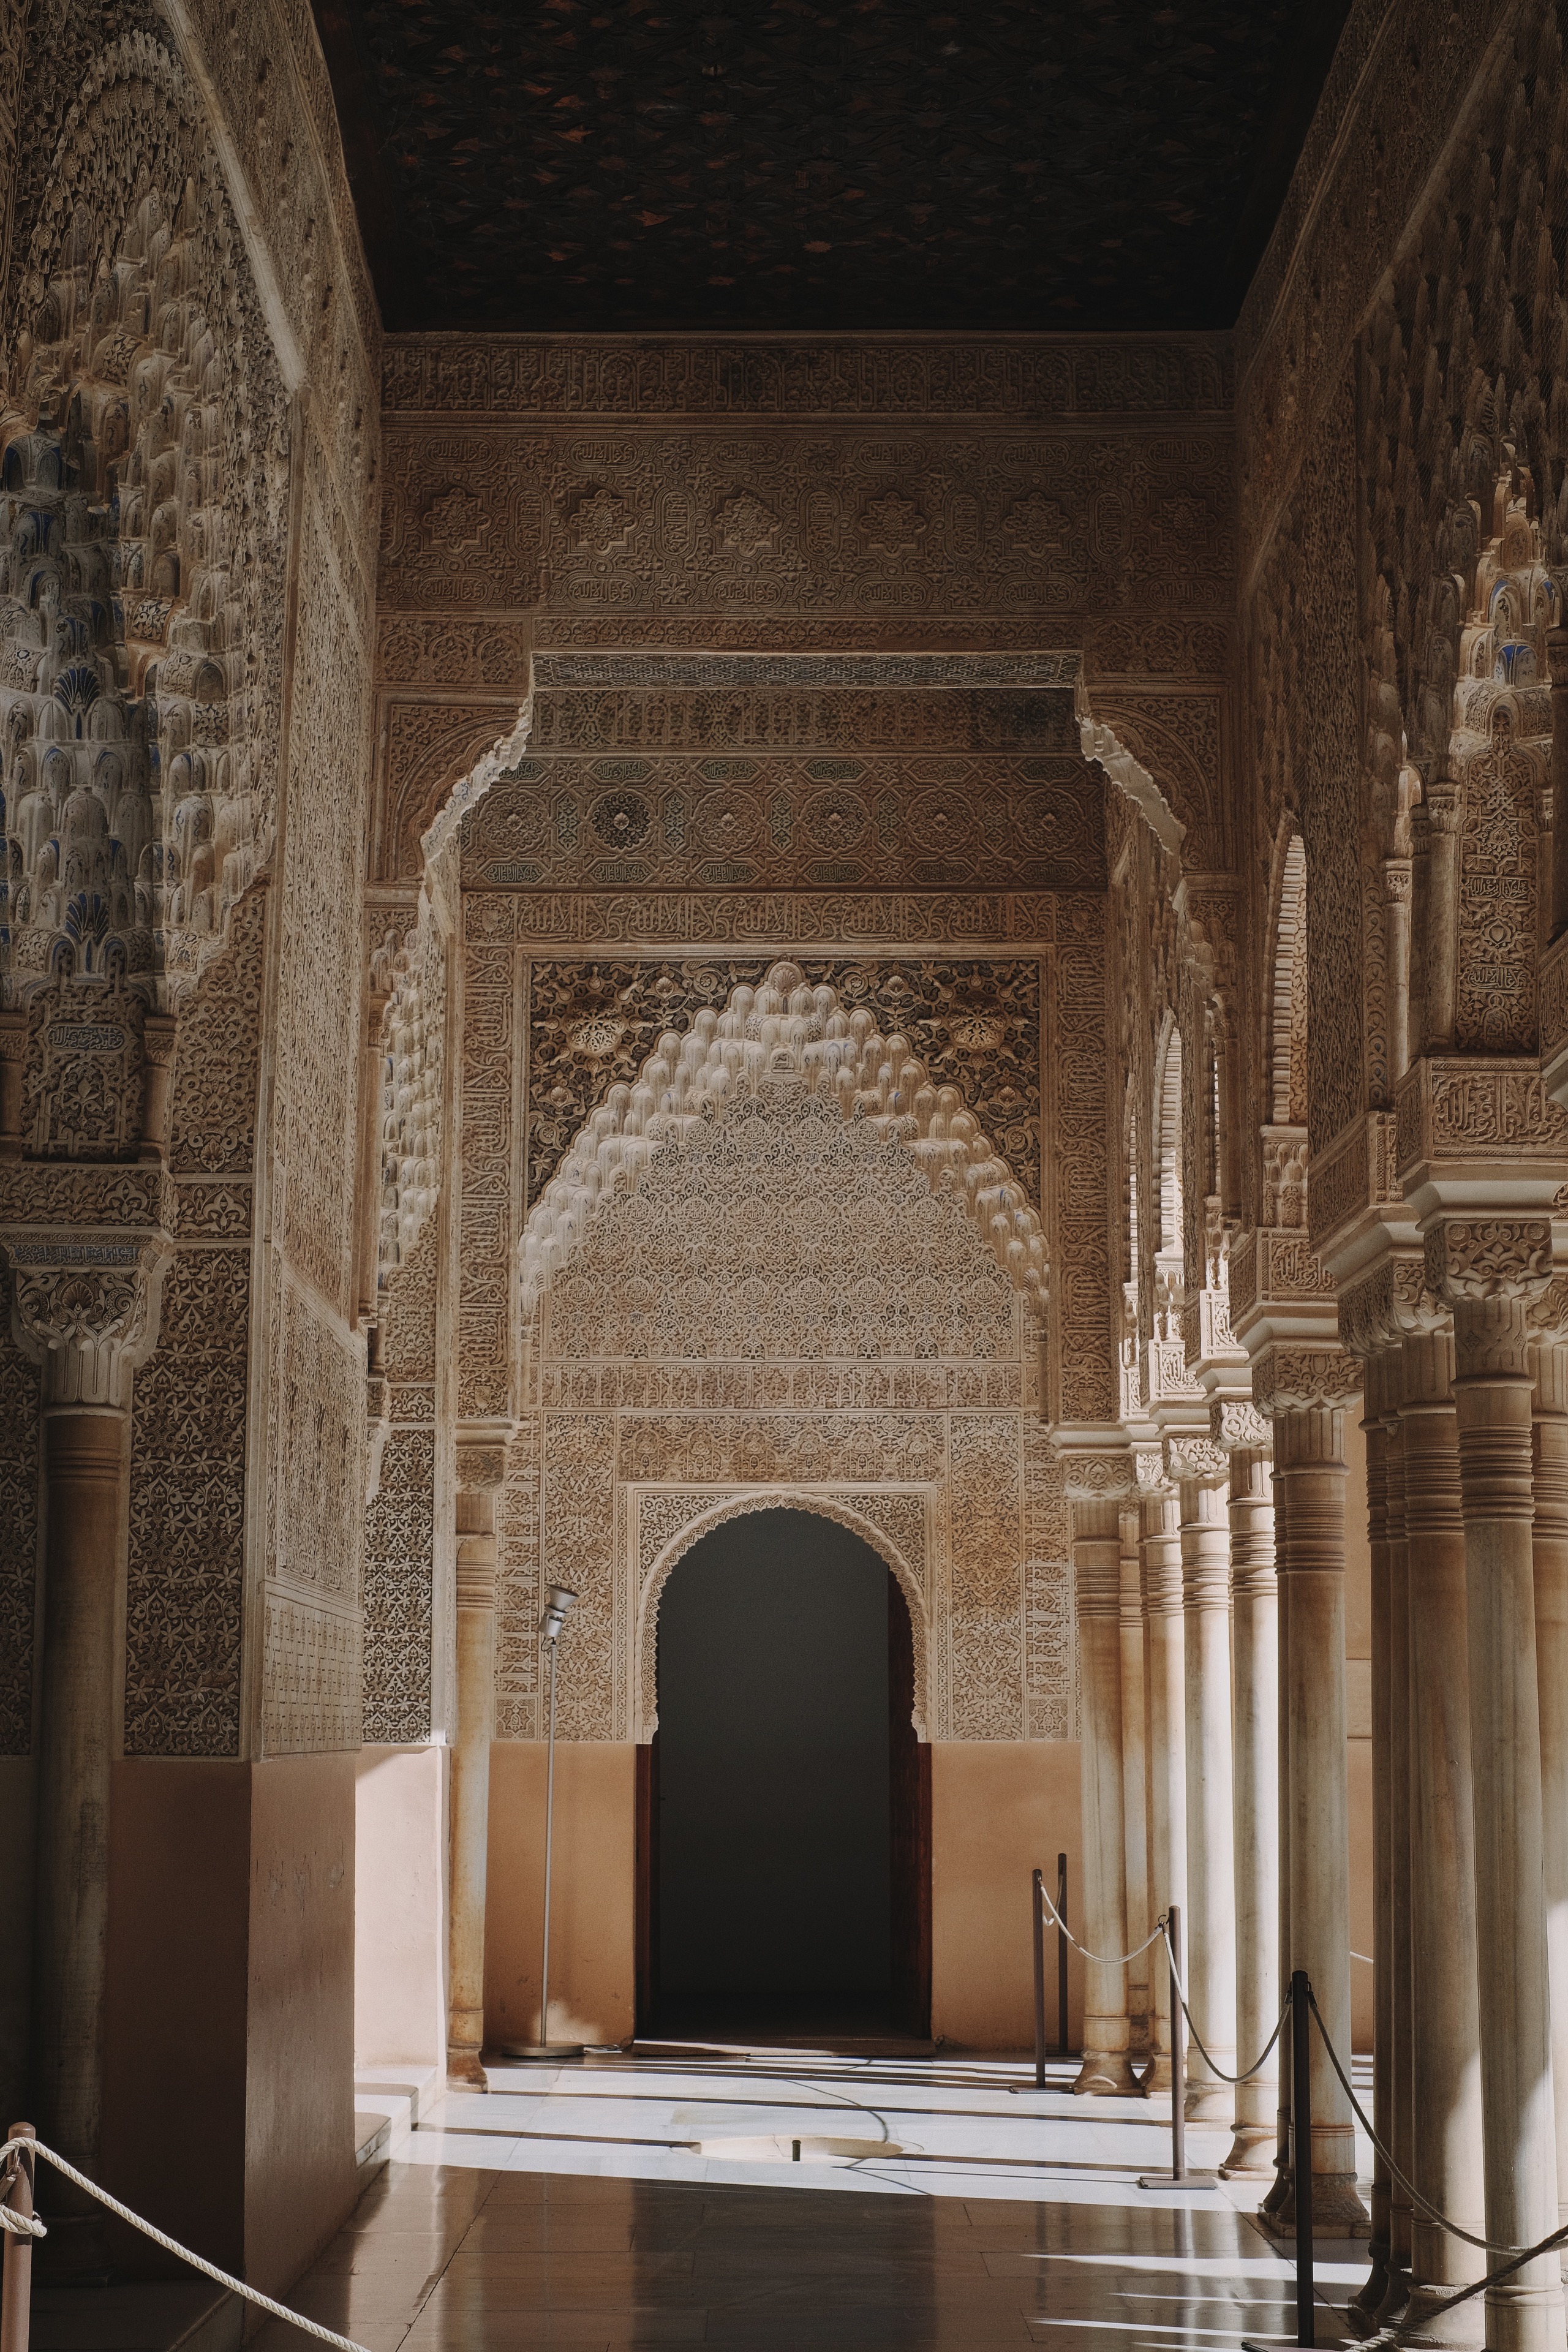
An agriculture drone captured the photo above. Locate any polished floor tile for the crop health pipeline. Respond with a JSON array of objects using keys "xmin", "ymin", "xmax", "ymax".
[{"xmin": 249, "ymin": 2052, "xmax": 1373, "ymax": 2349}]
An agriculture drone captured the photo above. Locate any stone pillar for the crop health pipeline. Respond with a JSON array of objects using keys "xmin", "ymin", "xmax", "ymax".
[
  {"xmin": 1401, "ymin": 1322, "xmax": 1487, "ymax": 2343},
  {"xmin": 1533, "ymin": 1332, "xmax": 1568, "ymax": 2239},
  {"xmin": 447, "ymin": 1442, "xmax": 503, "ymax": 2087},
  {"xmin": 1381, "ymin": 1361, "xmax": 1415, "ymax": 2318},
  {"xmin": 1217, "ymin": 1416, "xmax": 1278, "ymax": 2176},
  {"xmin": 1118, "ymin": 1503, "xmax": 1152, "ymax": 2065},
  {"xmin": 1356, "ymin": 1369, "xmax": 1394, "ymax": 2318},
  {"xmin": 3, "ymin": 1242, "xmax": 165, "ymax": 2265},
  {"xmin": 1170, "ymin": 1439, "xmax": 1237, "ymax": 2118},
  {"xmin": 1140, "ymin": 1485, "xmax": 1186, "ymax": 2095},
  {"xmin": 1434, "ymin": 1220, "xmax": 1563, "ymax": 2349},
  {"xmin": 1069, "ymin": 1489, "xmax": 1139, "ymax": 2093},
  {"xmin": 1266, "ymin": 1352, "xmax": 1366, "ymax": 2231}
]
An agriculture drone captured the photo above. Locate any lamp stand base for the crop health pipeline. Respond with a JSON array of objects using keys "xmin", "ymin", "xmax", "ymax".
[{"xmin": 499, "ymin": 2042, "xmax": 586, "ymax": 2060}]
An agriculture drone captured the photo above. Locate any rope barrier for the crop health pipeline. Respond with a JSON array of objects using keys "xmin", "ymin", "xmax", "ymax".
[
  {"xmin": 1161, "ymin": 1924, "xmax": 1291, "ymax": 2087},
  {"xmin": 1035, "ymin": 1880, "xmax": 1169, "ymax": 1970},
  {"xmin": 0, "ymin": 2136, "xmax": 374, "ymax": 2352},
  {"xmin": 1303, "ymin": 1992, "xmax": 1524, "ymax": 2258}
]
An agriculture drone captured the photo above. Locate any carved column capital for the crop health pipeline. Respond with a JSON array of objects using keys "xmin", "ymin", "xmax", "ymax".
[
  {"xmin": 3, "ymin": 1229, "xmax": 170, "ymax": 1408},
  {"xmin": 1425, "ymin": 774, "xmax": 1461, "ymax": 833},
  {"xmin": 1251, "ymin": 1343, "xmax": 1362, "ymax": 1415},
  {"xmin": 1058, "ymin": 1448, "xmax": 1136, "ymax": 1504},
  {"xmin": 1210, "ymin": 1398, "xmax": 1271, "ymax": 1455},
  {"xmin": 1163, "ymin": 1433, "xmax": 1231, "ymax": 1488},
  {"xmin": 456, "ymin": 1438, "xmax": 507, "ymax": 1493},
  {"xmin": 1336, "ymin": 1250, "xmax": 1446, "ymax": 1360},
  {"xmin": 1425, "ymin": 1216, "xmax": 1553, "ymax": 1306}
]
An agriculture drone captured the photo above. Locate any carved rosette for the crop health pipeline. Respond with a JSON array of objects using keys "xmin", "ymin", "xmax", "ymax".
[{"xmin": 3, "ymin": 1229, "xmax": 170, "ymax": 1408}]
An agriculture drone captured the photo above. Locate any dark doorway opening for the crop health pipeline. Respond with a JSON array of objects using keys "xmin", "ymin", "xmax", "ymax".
[{"xmin": 635, "ymin": 1507, "xmax": 930, "ymax": 2044}]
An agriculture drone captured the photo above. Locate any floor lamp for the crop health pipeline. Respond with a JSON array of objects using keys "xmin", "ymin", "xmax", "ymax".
[{"xmin": 503, "ymin": 1583, "xmax": 582, "ymax": 2060}]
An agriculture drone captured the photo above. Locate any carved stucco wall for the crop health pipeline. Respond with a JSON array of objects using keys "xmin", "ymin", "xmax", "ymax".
[
  {"xmin": 0, "ymin": 0, "xmax": 379, "ymax": 1760},
  {"xmin": 432, "ymin": 937, "xmax": 1103, "ymax": 1754},
  {"xmin": 497, "ymin": 1076, "xmax": 1076, "ymax": 1747}
]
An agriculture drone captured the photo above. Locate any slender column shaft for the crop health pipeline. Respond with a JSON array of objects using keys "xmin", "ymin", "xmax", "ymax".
[
  {"xmin": 1357, "ymin": 1387, "xmax": 1394, "ymax": 2316},
  {"xmin": 1141, "ymin": 1490, "xmax": 1185, "ymax": 2094},
  {"xmin": 1119, "ymin": 1505, "xmax": 1151, "ymax": 2064},
  {"xmin": 1400, "ymin": 1329, "xmax": 1486, "ymax": 2344},
  {"xmin": 447, "ymin": 1486, "xmax": 498, "ymax": 2086},
  {"xmin": 1531, "ymin": 1336, "xmax": 1568, "ymax": 2238},
  {"xmin": 1274, "ymin": 1404, "xmax": 1365, "ymax": 2228},
  {"xmin": 1268, "ymin": 1474, "xmax": 1293, "ymax": 2213},
  {"xmin": 1383, "ymin": 1389, "xmax": 1415, "ymax": 2314},
  {"xmin": 1180, "ymin": 1473, "xmax": 1237, "ymax": 2117},
  {"xmin": 1072, "ymin": 1499, "xmax": 1139, "ymax": 2092},
  {"xmin": 1223, "ymin": 1444, "xmax": 1278, "ymax": 2175},
  {"xmin": 32, "ymin": 1409, "xmax": 128, "ymax": 2243},
  {"xmin": 1452, "ymin": 1295, "xmax": 1562, "ymax": 2348}
]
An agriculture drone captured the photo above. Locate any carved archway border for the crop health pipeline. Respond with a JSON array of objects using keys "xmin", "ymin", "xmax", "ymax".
[{"xmin": 633, "ymin": 1484, "xmax": 931, "ymax": 1746}]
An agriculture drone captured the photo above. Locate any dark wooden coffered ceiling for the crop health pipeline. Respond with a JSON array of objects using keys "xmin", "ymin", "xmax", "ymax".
[{"xmin": 312, "ymin": 1, "xmax": 1351, "ymax": 336}]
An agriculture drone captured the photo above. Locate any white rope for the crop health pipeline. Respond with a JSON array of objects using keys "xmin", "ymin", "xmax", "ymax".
[
  {"xmin": 1351, "ymin": 1950, "xmax": 1374, "ymax": 1964},
  {"xmin": 1161, "ymin": 1924, "xmax": 1289, "ymax": 2086},
  {"xmin": 1304, "ymin": 1994, "xmax": 1523, "ymax": 2257},
  {"xmin": 0, "ymin": 2138, "xmax": 374, "ymax": 2352},
  {"xmin": 1036, "ymin": 1881, "xmax": 1169, "ymax": 1969}
]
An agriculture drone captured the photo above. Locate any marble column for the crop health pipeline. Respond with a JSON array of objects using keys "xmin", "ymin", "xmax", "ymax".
[
  {"xmin": 1354, "ymin": 1370, "xmax": 1394, "ymax": 2320},
  {"xmin": 1381, "ymin": 1364, "xmax": 1415, "ymax": 2320},
  {"xmin": 1140, "ymin": 1487, "xmax": 1186, "ymax": 2096},
  {"xmin": 6, "ymin": 1243, "xmax": 164, "ymax": 2271},
  {"xmin": 448, "ymin": 1450, "xmax": 502, "ymax": 2087},
  {"xmin": 1172, "ymin": 1443, "xmax": 1237, "ymax": 2118},
  {"xmin": 1531, "ymin": 1333, "xmax": 1568, "ymax": 2242},
  {"xmin": 1436, "ymin": 1222, "xmax": 1563, "ymax": 2351},
  {"xmin": 1271, "ymin": 1378, "xmax": 1366, "ymax": 2231},
  {"xmin": 1266, "ymin": 1469, "xmax": 1292, "ymax": 2215},
  {"xmin": 1071, "ymin": 1493, "xmax": 1139, "ymax": 2093},
  {"xmin": 1219, "ymin": 1428, "xmax": 1278, "ymax": 2176},
  {"xmin": 1400, "ymin": 1324, "xmax": 1486, "ymax": 2344},
  {"xmin": 1118, "ymin": 1503, "xmax": 1152, "ymax": 2067}
]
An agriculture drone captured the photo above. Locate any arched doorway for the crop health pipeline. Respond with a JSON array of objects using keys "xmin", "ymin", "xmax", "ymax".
[{"xmin": 637, "ymin": 1507, "xmax": 930, "ymax": 2044}]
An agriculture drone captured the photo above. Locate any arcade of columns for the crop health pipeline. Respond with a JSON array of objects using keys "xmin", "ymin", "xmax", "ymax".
[{"xmin": 10, "ymin": 0, "xmax": 1568, "ymax": 2340}]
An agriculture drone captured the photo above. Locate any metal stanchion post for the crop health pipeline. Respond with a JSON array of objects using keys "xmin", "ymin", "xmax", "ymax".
[
  {"xmin": 1141, "ymin": 1909, "xmax": 1216, "ymax": 2192},
  {"xmin": 1031, "ymin": 1868, "xmax": 1047, "ymax": 2087},
  {"xmin": 1, "ymin": 2122, "xmax": 36, "ymax": 2352},
  {"xmin": 1057, "ymin": 1852, "xmax": 1069, "ymax": 2054},
  {"xmin": 1292, "ymin": 1970, "xmax": 1313, "ymax": 2346}
]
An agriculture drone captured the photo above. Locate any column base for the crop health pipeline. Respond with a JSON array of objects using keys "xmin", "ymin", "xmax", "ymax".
[
  {"xmin": 446, "ymin": 2043, "xmax": 489, "ymax": 2089},
  {"xmin": 1256, "ymin": 2171, "xmax": 1368, "ymax": 2236},
  {"xmin": 1140, "ymin": 2053, "xmax": 1172, "ymax": 2097},
  {"xmin": 1373, "ymin": 2247, "xmax": 1410, "ymax": 2326},
  {"xmin": 1396, "ymin": 2277, "xmax": 1486, "ymax": 2347},
  {"xmin": 1218, "ymin": 2122, "xmax": 1277, "ymax": 2176},
  {"xmin": 1346, "ymin": 2236, "xmax": 1390, "ymax": 2332},
  {"xmin": 1072, "ymin": 2050, "xmax": 1144, "ymax": 2095},
  {"xmin": 1183, "ymin": 2079, "xmax": 1233, "ymax": 2123}
]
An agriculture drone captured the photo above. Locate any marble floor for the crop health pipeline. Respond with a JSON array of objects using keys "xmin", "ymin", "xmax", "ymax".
[{"xmin": 253, "ymin": 2052, "xmax": 1374, "ymax": 2351}]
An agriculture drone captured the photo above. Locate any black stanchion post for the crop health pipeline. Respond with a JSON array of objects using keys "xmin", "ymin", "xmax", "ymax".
[
  {"xmin": 1057, "ymin": 1852, "xmax": 1069, "ymax": 2054},
  {"xmin": 1292, "ymin": 1970, "xmax": 1313, "ymax": 2348},
  {"xmin": 1031, "ymin": 1868, "xmax": 1047, "ymax": 2088}
]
